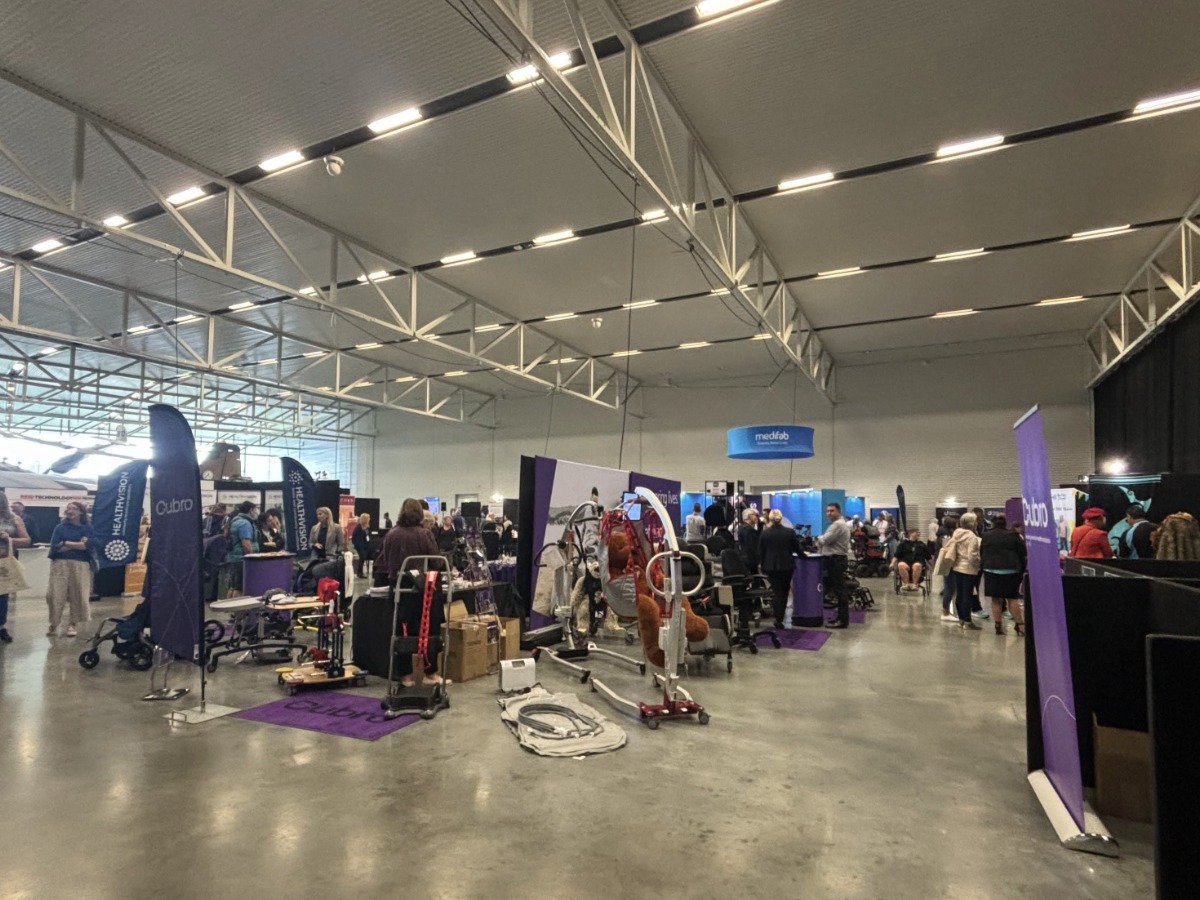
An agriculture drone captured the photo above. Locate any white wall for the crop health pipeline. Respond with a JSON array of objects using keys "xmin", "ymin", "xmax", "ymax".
[{"xmin": 361, "ymin": 342, "xmax": 1093, "ymax": 524}]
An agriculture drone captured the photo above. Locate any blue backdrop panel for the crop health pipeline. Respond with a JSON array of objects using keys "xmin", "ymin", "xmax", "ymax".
[{"xmin": 844, "ymin": 496, "xmax": 866, "ymax": 520}]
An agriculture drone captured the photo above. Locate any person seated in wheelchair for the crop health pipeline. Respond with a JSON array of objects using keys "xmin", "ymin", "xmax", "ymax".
[{"xmin": 891, "ymin": 528, "xmax": 931, "ymax": 591}]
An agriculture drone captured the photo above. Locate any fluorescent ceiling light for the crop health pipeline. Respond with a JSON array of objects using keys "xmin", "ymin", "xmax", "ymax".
[
  {"xmin": 347, "ymin": 380, "xmax": 370, "ymax": 389},
  {"xmin": 622, "ymin": 299, "xmax": 657, "ymax": 309},
  {"xmin": 368, "ymin": 107, "xmax": 423, "ymax": 133},
  {"xmin": 102, "ymin": 214, "xmax": 129, "ymax": 228},
  {"xmin": 640, "ymin": 208, "xmax": 667, "ymax": 222},
  {"xmin": 302, "ymin": 350, "xmax": 325, "ymax": 358},
  {"xmin": 710, "ymin": 286, "xmax": 732, "ymax": 294},
  {"xmin": 777, "ymin": 171, "xmax": 834, "ymax": 193},
  {"xmin": 1131, "ymin": 87, "xmax": 1200, "ymax": 117},
  {"xmin": 36, "ymin": 346, "xmax": 65, "ymax": 357},
  {"xmin": 931, "ymin": 308, "xmax": 978, "ymax": 319},
  {"xmin": 696, "ymin": 0, "xmax": 771, "ymax": 18},
  {"xmin": 128, "ymin": 324, "xmax": 152, "ymax": 334},
  {"xmin": 394, "ymin": 375, "xmax": 417, "ymax": 383},
  {"xmin": 316, "ymin": 386, "xmax": 333, "ymax": 392},
  {"xmin": 229, "ymin": 301, "xmax": 257, "ymax": 311},
  {"xmin": 1036, "ymin": 295, "xmax": 1087, "ymax": 307},
  {"xmin": 933, "ymin": 248, "xmax": 987, "ymax": 262},
  {"xmin": 679, "ymin": 341, "xmax": 710, "ymax": 349},
  {"xmin": 299, "ymin": 286, "xmax": 317, "ymax": 295},
  {"xmin": 611, "ymin": 349, "xmax": 641, "ymax": 357},
  {"xmin": 166, "ymin": 186, "xmax": 206, "ymax": 206},
  {"xmin": 816, "ymin": 266, "xmax": 863, "ymax": 279},
  {"xmin": 474, "ymin": 323, "xmax": 503, "ymax": 332},
  {"xmin": 506, "ymin": 51, "xmax": 573, "ymax": 85},
  {"xmin": 31, "ymin": 238, "xmax": 64, "ymax": 254},
  {"xmin": 551, "ymin": 357, "xmax": 575, "ymax": 365},
  {"xmin": 356, "ymin": 341, "xmax": 382, "ymax": 350},
  {"xmin": 935, "ymin": 134, "xmax": 1004, "ymax": 159},
  {"xmin": 1066, "ymin": 224, "xmax": 1131, "ymax": 242},
  {"xmin": 357, "ymin": 270, "xmax": 394, "ymax": 283},
  {"xmin": 443, "ymin": 370, "xmax": 467, "ymax": 377},
  {"xmin": 544, "ymin": 312, "xmax": 577, "ymax": 321},
  {"xmin": 532, "ymin": 229, "xmax": 574, "ymax": 245},
  {"xmin": 439, "ymin": 250, "xmax": 477, "ymax": 265},
  {"xmin": 751, "ymin": 333, "xmax": 771, "ymax": 340},
  {"xmin": 11, "ymin": 362, "xmax": 25, "ymax": 373},
  {"xmin": 259, "ymin": 149, "xmax": 304, "ymax": 172},
  {"xmin": 173, "ymin": 314, "xmax": 202, "ymax": 324},
  {"xmin": 258, "ymin": 358, "xmax": 277, "ymax": 366}
]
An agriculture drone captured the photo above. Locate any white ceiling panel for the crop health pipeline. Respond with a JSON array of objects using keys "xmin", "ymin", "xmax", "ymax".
[
  {"xmin": 747, "ymin": 111, "xmax": 1200, "ymax": 275},
  {"xmin": 434, "ymin": 222, "xmax": 715, "ymax": 320},
  {"xmin": 252, "ymin": 86, "xmax": 640, "ymax": 263},
  {"xmin": 0, "ymin": 0, "xmax": 513, "ymax": 176},
  {"xmin": 645, "ymin": 0, "xmax": 1200, "ymax": 192},
  {"xmin": 795, "ymin": 228, "xmax": 1165, "ymax": 328}
]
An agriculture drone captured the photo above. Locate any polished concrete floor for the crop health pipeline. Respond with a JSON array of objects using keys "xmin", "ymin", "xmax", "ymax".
[{"xmin": 0, "ymin": 580, "xmax": 1153, "ymax": 900}]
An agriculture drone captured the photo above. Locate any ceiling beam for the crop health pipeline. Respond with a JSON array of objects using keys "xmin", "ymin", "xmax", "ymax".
[{"xmin": 475, "ymin": 0, "xmax": 834, "ymax": 402}]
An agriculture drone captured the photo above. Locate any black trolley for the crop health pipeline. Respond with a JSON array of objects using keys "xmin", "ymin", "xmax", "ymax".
[{"xmin": 380, "ymin": 555, "xmax": 451, "ymax": 721}]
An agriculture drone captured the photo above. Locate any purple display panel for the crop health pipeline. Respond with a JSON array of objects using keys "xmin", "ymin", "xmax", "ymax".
[
  {"xmin": 1014, "ymin": 406, "xmax": 1085, "ymax": 831},
  {"xmin": 791, "ymin": 555, "xmax": 824, "ymax": 626},
  {"xmin": 148, "ymin": 404, "xmax": 204, "ymax": 663},
  {"xmin": 628, "ymin": 472, "xmax": 681, "ymax": 536},
  {"xmin": 528, "ymin": 456, "xmax": 557, "ymax": 629},
  {"xmin": 1005, "ymin": 497, "xmax": 1024, "ymax": 527}
]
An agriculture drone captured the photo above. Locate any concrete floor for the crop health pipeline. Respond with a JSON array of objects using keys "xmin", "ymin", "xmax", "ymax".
[{"xmin": 0, "ymin": 580, "xmax": 1153, "ymax": 900}]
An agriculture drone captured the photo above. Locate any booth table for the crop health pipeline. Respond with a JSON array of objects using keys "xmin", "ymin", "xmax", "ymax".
[
  {"xmin": 243, "ymin": 552, "xmax": 294, "ymax": 597},
  {"xmin": 790, "ymin": 554, "xmax": 824, "ymax": 627}
]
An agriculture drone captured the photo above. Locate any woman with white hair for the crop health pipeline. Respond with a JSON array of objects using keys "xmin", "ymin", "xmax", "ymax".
[
  {"xmin": 943, "ymin": 511, "xmax": 982, "ymax": 630},
  {"xmin": 759, "ymin": 508, "xmax": 801, "ymax": 629}
]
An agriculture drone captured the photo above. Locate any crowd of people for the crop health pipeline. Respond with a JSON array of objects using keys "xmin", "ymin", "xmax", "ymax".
[{"xmin": 1067, "ymin": 504, "xmax": 1200, "ymax": 562}]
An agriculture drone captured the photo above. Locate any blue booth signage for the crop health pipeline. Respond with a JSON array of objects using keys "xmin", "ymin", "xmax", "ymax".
[{"xmin": 726, "ymin": 425, "xmax": 815, "ymax": 460}]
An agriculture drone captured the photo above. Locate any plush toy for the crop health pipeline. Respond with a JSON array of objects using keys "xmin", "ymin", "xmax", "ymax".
[{"xmin": 606, "ymin": 530, "xmax": 708, "ymax": 669}]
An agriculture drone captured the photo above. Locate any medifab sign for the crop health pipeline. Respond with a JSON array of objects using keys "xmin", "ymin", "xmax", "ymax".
[{"xmin": 726, "ymin": 425, "xmax": 815, "ymax": 460}]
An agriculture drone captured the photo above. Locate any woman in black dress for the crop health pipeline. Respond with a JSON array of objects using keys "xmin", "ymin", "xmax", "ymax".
[{"xmin": 979, "ymin": 514, "xmax": 1026, "ymax": 635}]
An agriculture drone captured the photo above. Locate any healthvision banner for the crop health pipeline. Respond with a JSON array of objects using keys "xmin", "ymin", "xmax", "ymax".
[
  {"xmin": 1014, "ymin": 406, "xmax": 1085, "ymax": 831},
  {"xmin": 92, "ymin": 459, "xmax": 149, "ymax": 568},
  {"xmin": 281, "ymin": 456, "xmax": 317, "ymax": 556},
  {"xmin": 148, "ymin": 404, "xmax": 203, "ymax": 663}
]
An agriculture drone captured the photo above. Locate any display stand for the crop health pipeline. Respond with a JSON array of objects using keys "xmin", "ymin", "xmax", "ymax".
[
  {"xmin": 141, "ymin": 646, "xmax": 190, "ymax": 702},
  {"xmin": 790, "ymin": 554, "xmax": 824, "ymax": 627},
  {"xmin": 242, "ymin": 551, "xmax": 295, "ymax": 597},
  {"xmin": 1026, "ymin": 770, "xmax": 1118, "ymax": 857}
]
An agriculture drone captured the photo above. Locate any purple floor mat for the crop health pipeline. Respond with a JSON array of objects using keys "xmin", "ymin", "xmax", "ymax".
[
  {"xmin": 234, "ymin": 691, "xmax": 419, "ymax": 740},
  {"xmin": 849, "ymin": 609, "xmax": 867, "ymax": 624},
  {"xmin": 757, "ymin": 628, "xmax": 831, "ymax": 651}
]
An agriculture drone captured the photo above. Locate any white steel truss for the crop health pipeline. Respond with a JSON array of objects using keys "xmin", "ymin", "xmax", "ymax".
[
  {"xmin": 474, "ymin": 0, "xmax": 835, "ymax": 400},
  {"xmin": 0, "ymin": 70, "xmax": 633, "ymax": 415},
  {"xmin": 1086, "ymin": 190, "xmax": 1200, "ymax": 385},
  {"xmin": 0, "ymin": 338, "xmax": 375, "ymax": 449}
]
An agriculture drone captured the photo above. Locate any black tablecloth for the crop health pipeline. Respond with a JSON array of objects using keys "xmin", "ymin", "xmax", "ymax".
[{"xmin": 350, "ymin": 582, "xmax": 518, "ymax": 678}]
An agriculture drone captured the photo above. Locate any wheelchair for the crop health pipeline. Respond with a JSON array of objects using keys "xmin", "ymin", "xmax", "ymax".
[{"xmin": 891, "ymin": 559, "xmax": 929, "ymax": 596}]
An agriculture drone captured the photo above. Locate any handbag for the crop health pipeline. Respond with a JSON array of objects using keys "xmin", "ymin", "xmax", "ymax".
[
  {"xmin": 0, "ymin": 554, "xmax": 31, "ymax": 594},
  {"xmin": 933, "ymin": 545, "xmax": 955, "ymax": 578}
]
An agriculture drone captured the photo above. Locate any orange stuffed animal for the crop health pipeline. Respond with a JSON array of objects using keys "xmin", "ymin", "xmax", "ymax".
[{"xmin": 606, "ymin": 530, "xmax": 708, "ymax": 669}]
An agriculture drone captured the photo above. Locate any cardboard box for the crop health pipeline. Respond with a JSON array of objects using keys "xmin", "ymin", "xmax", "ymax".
[
  {"xmin": 443, "ymin": 601, "xmax": 502, "ymax": 682},
  {"xmin": 1093, "ymin": 717, "xmax": 1153, "ymax": 823},
  {"xmin": 498, "ymin": 617, "xmax": 522, "ymax": 661}
]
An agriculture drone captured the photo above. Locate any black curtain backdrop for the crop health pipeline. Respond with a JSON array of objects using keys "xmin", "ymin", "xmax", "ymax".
[{"xmin": 1094, "ymin": 296, "xmax": 1200, "ymax": 472}]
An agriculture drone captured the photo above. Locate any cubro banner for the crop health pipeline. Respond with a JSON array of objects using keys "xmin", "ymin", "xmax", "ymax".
[{"xmin": 1014, "ymin": 406, "xmax": 1116, "ymax": 856}]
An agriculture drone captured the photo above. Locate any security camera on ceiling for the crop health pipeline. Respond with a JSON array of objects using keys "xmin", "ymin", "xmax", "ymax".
[
  {"xmin": 323, "ymin": 155, "xmax": 344, "ymax": 176},
  {"xmin": 590, "ymin": 316, "xmax": 603, "ymax": 328}
]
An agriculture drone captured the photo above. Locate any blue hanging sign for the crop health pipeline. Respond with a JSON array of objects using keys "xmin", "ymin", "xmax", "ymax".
[{"xmin": 726, "ymin": 425, "xmax": 815, "ymax": 460}]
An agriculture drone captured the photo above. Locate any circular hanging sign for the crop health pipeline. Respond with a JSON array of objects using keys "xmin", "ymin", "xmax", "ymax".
[{"xmin": 726, "ymin": 425, "xmax": 815, "ymax": 460}]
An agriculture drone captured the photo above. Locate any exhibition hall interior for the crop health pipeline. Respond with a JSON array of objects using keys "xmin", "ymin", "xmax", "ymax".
[{"xmin": 2, "ymin": 1, "xmax": 1200, "ymax": 898}]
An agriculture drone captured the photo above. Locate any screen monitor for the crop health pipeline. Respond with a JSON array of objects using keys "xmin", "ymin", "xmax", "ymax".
[
  {"xmin": 461, "ymin": 501, "xmax": 482, "ymax": 519},
  {"xmin": 622, "ymin": 492, "xmax": 642, "ymax": 521}
]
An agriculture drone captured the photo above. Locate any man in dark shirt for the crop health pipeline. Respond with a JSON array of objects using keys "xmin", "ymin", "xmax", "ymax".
[
  {"xmin": 737, "ymin": 509, "xmax": 761, "ymax": 573},
  {"xmin": 703, "ymin": 499, "xmax": 729, "ymax": 532},
  {"xmin": 1120, "ymin": 504, "xmax": 1155, "ymax": 559}
]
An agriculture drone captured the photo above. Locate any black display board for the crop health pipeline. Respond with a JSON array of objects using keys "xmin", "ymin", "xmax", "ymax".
[
  {"xmin": 1148, "ymin": 634, "xmax": 1200, "ymax": 900},
  {"xmin": 315, "ymin": 479, "xmax": 341, "ymax": 522},
  {"xmin": 353, "ymin": 497, "xmax": 380, "ymax": 530}
]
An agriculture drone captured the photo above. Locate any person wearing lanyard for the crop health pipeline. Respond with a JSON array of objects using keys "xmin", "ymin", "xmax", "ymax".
[{"xmin": 817, "ymin": 502, "xmax": 852, "ymax": 629}]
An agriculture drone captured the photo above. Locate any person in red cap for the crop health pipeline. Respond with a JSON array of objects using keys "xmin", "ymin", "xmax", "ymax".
[{"xmin": 1070, "ymin": 508, "xmax": 1114, "ymax": 559}]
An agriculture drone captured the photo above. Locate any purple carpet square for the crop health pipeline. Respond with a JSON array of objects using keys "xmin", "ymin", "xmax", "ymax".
[
  {"xmin": 234, "ymin": 691, "xmax": 420, "ymax": 740},
  {"xmin": 758, "ymin": 628, "xmax": 831, "ymax": 651},
  {"xmin": 849, "ymin": 609, "xmax": 867, "ymax": 624}
]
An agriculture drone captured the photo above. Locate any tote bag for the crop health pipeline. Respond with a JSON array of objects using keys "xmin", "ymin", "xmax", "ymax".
[{"xmin": 0, "ymin": 554, "xmax": 32, "ymax": 594}]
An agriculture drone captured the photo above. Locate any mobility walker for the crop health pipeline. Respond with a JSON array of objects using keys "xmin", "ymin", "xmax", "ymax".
[{"xmin": 380, "ymin": 556, "xmax": 451, "ymax": 721}]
